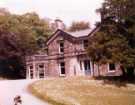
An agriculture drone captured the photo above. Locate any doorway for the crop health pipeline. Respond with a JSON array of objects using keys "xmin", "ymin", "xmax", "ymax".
[{"xmin": 84, "ymin": 60, "xmax": 91, "ymax": 75}]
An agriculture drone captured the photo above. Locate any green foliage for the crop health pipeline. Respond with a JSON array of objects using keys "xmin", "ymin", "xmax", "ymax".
[
  {"xmin": 68, "ymin": 21, "xmax": 90, "ymax": 32},
  {"xmin": 87, "ymin": 27, "xmax": 135, "ymax": 67},
  {"xmin": 97, "ymin": 0, "xmax": 135, "ymax": 22},
  {"xmin": 0, "ymin": 11, "xmax": 52, "ymax": 78},
  {"xmin": 88, "ymin": 0, "xmax": 135, "ymax": 74},
  {"xmin": 21, "ymin": 13, "xmax": 52, "ymax": 39},
  {"xmin": 0, "ymin": 12, "xmax": 52, "ymax": 58}
]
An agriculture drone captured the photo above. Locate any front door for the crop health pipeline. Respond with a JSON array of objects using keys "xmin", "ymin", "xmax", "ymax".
[{"xmin": 84, "ymin": 60, "xmax": 91, "ymax": 75}]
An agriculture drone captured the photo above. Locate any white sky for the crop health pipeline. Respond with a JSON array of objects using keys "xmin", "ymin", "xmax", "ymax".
[{"xmin": 0, "ymin": 0, "xmax": 103, "ymax": 27}]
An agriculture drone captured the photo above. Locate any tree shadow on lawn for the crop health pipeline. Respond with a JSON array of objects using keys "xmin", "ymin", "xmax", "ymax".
[{"xmin": 94, "ymin": 76, "xmax": 135, "ymax": 88}]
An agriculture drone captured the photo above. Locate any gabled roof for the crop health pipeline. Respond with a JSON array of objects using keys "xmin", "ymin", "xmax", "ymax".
[
  {"xmin": 46, "ymin": 26, "xmax": 100, "ymax": 45},
  {"xmin": 46, "ymin": 29, "xmax": 76, "ymax": 45},
  {"xmin": 88, "ymin": 26, "xmax": 101, "ymax": 37},
  {"xmin": 67, "ymin": 29, "xmax": 92, "ymax": 37}
]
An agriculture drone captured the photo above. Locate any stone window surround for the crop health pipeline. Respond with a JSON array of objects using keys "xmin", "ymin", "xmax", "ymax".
[
  {"xmin": 59, "ymin": 61, "xmax": 66, "ymax": 76},
  {"xmin": 108, "ymin": 63, "xmax": 116, "ymax": 72},
  {"xmin": 59, "ymin": 41, "xmax": 64, "ymax": 54}
]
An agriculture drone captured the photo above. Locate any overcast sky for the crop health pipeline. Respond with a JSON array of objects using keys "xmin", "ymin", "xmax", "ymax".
[{"xmin": 0, "ymin": 0, "xmax": 103, "ymax": 27}]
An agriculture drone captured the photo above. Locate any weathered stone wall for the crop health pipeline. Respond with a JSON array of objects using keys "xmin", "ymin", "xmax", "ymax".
[
  {"xmin": 48, "ymin": 35, "xmax": 77, "ymax": 56},
  {"xmin": 47, "ymin": 59, "xmax": 59, "ymax": 77},
  {"xmin": 93, "ymin": 64, "xmax": 123, "ymax": 76}
]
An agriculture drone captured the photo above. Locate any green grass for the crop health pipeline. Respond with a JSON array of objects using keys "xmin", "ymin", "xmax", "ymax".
[{"xmin": 28, "ymin": 77, "xmax": 135, "ymax": 105}]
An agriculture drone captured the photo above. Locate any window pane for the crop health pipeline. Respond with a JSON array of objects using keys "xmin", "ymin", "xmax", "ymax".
[
  {"xmin": 83, "ymin": 40, "xmax": 88, "ymax": 48},
  {"xmin": 60, "ymin": 42, "xmax": 64, "ymax": 53},
  {"xmin": 109, "ymin": 63, "xmax": 115, "ymax": 71},
  {"xmin": 29, "ymin": 65, "xmax": 33, "ymax": 69},
  {"xmin": 60, "ymin": 62, "xmax": 65, "ymax": 67},
  {"xmin": 39, "ymin": 64, "xmax": 44, "ymax": 68},
  {"xmin": 60, "ymin": 62, "xmax": 65, "ymax": 74},
  {"xmin": 61, "ymin": 68, "xmax": 65, "ymax": 74},
  {"xmin": 60, "ymin": 43, "xmax": 64, "ymax": 47},
  {"xmin": 60, "ymin": 48, "xmax": 64, "ymax": 53}
]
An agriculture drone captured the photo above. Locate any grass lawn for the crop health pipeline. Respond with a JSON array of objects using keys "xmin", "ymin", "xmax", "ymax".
[{"xmin": 28, "ymin": 77, "xmax": 135, "ymax": 105}]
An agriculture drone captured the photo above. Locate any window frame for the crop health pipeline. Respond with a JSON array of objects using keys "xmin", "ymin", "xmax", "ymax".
[
  {"xmin": 83, "ymin": 39, "xmax": 89, "ymax": 49},
  {"xmin": 108, "ymin": 63, "xmax": 116, "ymax": 72},
  {"xmin": 59, "ymin": 62, "xmax": 66, "ymax": 76},
  {"xmin": 38, "ymin": 63, "xmax": 45, "ymax": 78},
  {"xmin": 84, "ymin": 60, "xmax": 91, "ymax": 71},
  {"xmin": 59, "ymin": 41, "xmax": 64, "ymax": 54}
]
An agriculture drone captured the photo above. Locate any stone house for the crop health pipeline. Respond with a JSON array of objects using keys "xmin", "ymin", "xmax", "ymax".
[{"xmin": 26, "ymin": 28, "xmax": 122, "ymax": 79}]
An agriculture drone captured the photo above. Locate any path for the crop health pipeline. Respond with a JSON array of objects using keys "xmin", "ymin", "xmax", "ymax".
[{"xmin": 0, "ymin": 79, "xmax": 49, "ymax": 105}]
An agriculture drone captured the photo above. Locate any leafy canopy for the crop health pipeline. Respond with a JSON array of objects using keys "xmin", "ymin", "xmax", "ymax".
[
  {"xmin": 87, "ymin": 0, "xmax": 135, "ymax": 68},
  {"xmin": 0, "ymin": 12, "xmax": 52, "ymax": 59},
  {"xmin": 68, "ymin": 21, "xmax": 90, "ymax": 32},
  {"xmin": 0, "ymin": 10, "xmax": 52, "ymax": 78}
]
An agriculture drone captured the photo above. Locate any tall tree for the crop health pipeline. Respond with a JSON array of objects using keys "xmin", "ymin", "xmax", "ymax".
[
  {"xmin": 0, "ymin": 12, "xmax": 52, "ymax": 78},
  {"xmin": 68, "ymin": 21, "xmax": 90, "ymax": 32},
  {"xmin": 87, "ymin": 0, "xmax": 135, "ymax": 77}
]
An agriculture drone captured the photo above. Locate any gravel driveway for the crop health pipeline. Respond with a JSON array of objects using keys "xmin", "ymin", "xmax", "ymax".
[{"xmin": 0, "ymin": 79, "xmax": 49, "ymax": 105}]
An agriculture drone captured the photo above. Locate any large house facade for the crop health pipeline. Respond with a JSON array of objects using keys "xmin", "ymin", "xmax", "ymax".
[{"xmin": 26, "ymin": 28, "xmax": 122, "ymax": 79}]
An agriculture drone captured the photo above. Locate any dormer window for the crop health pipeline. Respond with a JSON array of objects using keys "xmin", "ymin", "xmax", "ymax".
[
  {"xmin": 83, "ymin": 40, "xmax": 88, "ymax": 49},
  {"xmin": 59, "ymin": 41, "xmax": 64, "ymax": 53}
]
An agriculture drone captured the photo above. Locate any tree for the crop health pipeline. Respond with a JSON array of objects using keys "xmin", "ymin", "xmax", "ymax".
[
  {"xmin": 68, "ymin": 21, "xmax": 90, "ymax": 32},
  {"xmin": 0, "ymin": 11, "xmax": 52, "ymax": 78},
  {"xmin": 97, "ymin": 0, "xmax": 135, "ymax": 23},
  {"xmin": 87, "ymin": 0, "xmax": 135, "ymax": 77}
]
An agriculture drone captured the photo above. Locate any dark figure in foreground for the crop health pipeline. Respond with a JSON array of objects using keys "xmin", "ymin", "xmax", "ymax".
[{"xmin": 14, "ymin": 95, "xmax": 22, "ymax": 105}]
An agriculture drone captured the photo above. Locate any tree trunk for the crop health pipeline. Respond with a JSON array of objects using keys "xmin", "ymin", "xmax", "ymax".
[
  {"xmin": 120, "ymin": 65, "xmax": 126, "ymax": 78},
  {"xmin": 127, "ymin": 67, "xmax": 134, "ymax": 80}
]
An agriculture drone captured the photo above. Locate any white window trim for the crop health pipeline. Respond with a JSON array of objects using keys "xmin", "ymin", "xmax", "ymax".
[
  {"xmin": 37, "ymin": 63, "xmax": 45, "ymax": 78},
  {"xmin": 28, "ymin": 64, "xmax": 34, "ymax": 79},
  {"xmin": 59, "ymin": 42, "xmax": 64, "ymax": 54},
  {"xmin": 108, "ymin": 63, "xmax": 116, "ymax": 72}
]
